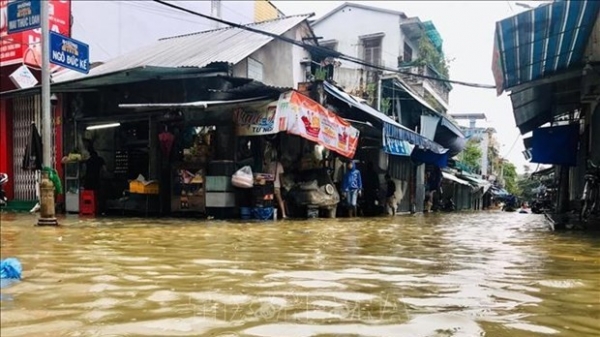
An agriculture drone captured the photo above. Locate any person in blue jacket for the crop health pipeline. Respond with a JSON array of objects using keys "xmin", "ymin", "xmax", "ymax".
[{"xmin": 342, "ymin": 161, "xmax": 362, "ymax": 217}]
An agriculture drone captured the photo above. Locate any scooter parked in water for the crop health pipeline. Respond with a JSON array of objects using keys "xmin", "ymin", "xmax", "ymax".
[
  {"xmin": 0, "ymin": 173, "xmax": 8, "ymax": 207},
  {"xmin": 580, "ymin": 159, "xmax": 599, "ymax": 223}
]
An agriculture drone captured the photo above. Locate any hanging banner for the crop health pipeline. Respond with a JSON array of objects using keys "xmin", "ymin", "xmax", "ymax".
[
  {"xmin": 233, "ymin": 101, "xmax": 286, "ymax": 136},
  {"xmin": 383, "ymin": 131, "xmax": 414, "ymax": 156},
  {"xmin": 277, "ymin": 91, "xmax": 359, "ymax": 158}
]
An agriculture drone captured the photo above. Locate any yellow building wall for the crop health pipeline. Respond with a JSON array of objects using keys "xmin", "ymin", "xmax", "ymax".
[{"xmin": 254, "ymin": 0, "xmax": 278, "ymax": 22}]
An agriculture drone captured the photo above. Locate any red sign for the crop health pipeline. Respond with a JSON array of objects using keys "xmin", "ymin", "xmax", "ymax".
[
  {"xmin": 0, "ymin": 0, "xmax": 71, "ymax": 68},
  {"xmin": 279, "ymin": 91, "xmax": 360, "ymax": 158}
]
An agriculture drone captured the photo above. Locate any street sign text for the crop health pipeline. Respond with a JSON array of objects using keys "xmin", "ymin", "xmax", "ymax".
[
  {"xmin": 7, "ymin": 0, "xmax": 40, "ymax": 34},
  {"xmin": 49, "ymin": 31, "xmax": 89, "ymax": 74}
]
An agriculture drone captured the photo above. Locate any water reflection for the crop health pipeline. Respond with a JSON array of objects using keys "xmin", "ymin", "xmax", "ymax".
[{"xmin": 1, "ymin": 212, "xmax": 599, "ymax": 337}]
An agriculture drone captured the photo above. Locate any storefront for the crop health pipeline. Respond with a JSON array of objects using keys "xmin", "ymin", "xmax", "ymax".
[
  {"xmin": 65, "ymin": 89, "xmax": 359, "ymax": 220},
  {"xmin": 0, "ymin": 94, "xmax": 64, "ymax": 207}
]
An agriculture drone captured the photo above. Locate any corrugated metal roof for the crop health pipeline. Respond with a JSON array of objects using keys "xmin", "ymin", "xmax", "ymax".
[
  {"xmin": 493, "ymin": 0, "xmax": 600, "ymax": 93},
  {"xmin": 52, "ymin": 14, "xmax": 311, "ymax": 84}
]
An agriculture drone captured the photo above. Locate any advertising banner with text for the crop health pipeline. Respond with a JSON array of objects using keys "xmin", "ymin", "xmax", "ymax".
[
  {"xmin": 0, "ymin": 0, "xmax": 71, "ymax": 67},
  {"xmin": 278, "ymin": 91, "xmax": 359, "ymax": 158},
  {"xmin": 234, "ymin": 101, "xmax": 286, "ymax": 136}
]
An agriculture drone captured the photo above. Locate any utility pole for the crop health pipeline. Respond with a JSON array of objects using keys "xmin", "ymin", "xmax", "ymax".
[{"xmin": 38, "ymin": 0, "xmax": 58, "ymax": 226}]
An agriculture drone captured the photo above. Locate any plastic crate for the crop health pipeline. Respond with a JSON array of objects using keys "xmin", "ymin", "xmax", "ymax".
[
  {"xmin": 130, "ymin": 181, "xmax": 159, "ymax": 195},
  {"xmin": 80, "ymin": 190, "xmax": 97, "ymax": 216}
]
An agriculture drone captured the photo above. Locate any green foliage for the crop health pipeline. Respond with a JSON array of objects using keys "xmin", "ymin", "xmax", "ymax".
[
  {"xmin": 380, "ymin": 97, "xmax": 391, "ymax": 114},
  {"xmin": 461, "ymin": 139, "xmax": 482, "ymax": 173},
  {"xmin": 416, "ymin": 35, "xmax": 450, "ymax": 79},
  {"xmin": 314, "ymin": 68, "xmax": 329, "ymax": 81},
  {"xmin": 516, "ymin": 175, "xmax": 539, "ymax": 201},
  {"xmin": 502, "ymin": 161, "xmax": 519, "ymax": 195}
]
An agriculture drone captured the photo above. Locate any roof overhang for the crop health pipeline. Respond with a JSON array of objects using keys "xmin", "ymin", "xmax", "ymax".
[
  {"xmin": 442, "ymin": 171, "xmax": 472, "ymax": 187},
  {"xmin": 492, "ymin": 0, "xmax": 600, "ymax": 95},
  {"xmin": 400, "ymin": 17, "xmax": 424, "ymax": 41},
  {"xmin": 509, "ymin": 75, "xmax": 582, "ymax": 134},
  {"xmin": 385, "ymin": 76, "xmax": 465, "ymax": 139},
  {"xmin": 0, "ymin": 66, "xmax": 228, "ymax": 98},
  {"xmin": 118, "ymin": 96, "xmax": 271, "ymax": 112}
]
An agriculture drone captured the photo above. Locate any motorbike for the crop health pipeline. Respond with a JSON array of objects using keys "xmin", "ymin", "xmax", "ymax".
[
  {"xmin": 580, "ymin": 159, "xmax": 599, "ymax": 222},
  {"xmin": 531, "ymin": 192, "xmax": 554, "ymax": 214},
  {"xmin": 0, "ymin": 173, "xmax": 8, "ymax": 207}
]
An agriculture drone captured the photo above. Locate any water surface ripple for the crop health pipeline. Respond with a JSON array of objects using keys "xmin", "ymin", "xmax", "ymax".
[{"xmin": 1, "ymin": 212, "xmax": 599, "ymax": 337}]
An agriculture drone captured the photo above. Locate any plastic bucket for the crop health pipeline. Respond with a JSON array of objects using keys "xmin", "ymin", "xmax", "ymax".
[
  {"xmin": 252, "ymin": 207, "xmax": 274, "ymax": 220},
  {"xmin": 240, "ymin": 207, "xmax": 252, "ymax": 220}
]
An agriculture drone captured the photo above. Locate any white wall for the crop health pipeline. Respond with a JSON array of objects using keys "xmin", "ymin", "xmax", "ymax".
[
  {"xmin": 71, "ymin": 0, "xmax": 256, "ymax": 62},
  {"xmin": 232, "ymin": 25, "xmax": 311, "ymax": 88},
  {"xmin": 312, "ymin": 6, "xmax": 402, "ymax": 91}
]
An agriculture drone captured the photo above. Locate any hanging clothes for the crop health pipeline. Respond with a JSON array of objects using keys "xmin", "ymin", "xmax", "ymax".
[{"xmin": 159, "ymin": 128, "xmax": 175, "ymax": 159}]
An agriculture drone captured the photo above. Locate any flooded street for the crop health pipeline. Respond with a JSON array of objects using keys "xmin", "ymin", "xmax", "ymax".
[{"xmin": 1, "ymin": 212, "xmax": 599, "ymax": 337}]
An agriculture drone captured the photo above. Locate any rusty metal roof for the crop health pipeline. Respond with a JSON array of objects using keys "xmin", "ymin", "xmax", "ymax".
[{"xmin": 52, "ymin": 14, "xmax": 311, "ymax": 84}]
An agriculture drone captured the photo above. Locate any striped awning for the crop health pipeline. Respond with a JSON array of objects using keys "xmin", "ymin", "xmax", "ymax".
[{"xmin": 492, "ymin": 0, "xmax": 600, "ymax": 95}]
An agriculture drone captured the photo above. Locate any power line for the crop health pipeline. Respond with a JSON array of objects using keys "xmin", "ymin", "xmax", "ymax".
[
  {"xmin": 502, "ymin": 133, "xmax": 521, "ymax": 158},
  {"xmin": 151, "ymin": 0, "xmax": 497, "ymax": 90}
]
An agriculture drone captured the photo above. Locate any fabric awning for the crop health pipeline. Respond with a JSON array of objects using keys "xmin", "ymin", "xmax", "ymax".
[
  {"xmin": 493, "ymin": 0, "xmax": 600, "ymax": 94},
  {"xmin": 460, "ymin": 174, "xmax": 492, "ymax": 193},
  {"xmin": 323, "ymin": 81, "xmax": 446, "ymax": 155},
  {"xmin": 442, "ymin": 172, "xmax": 472, "ymax": 187},
  {"xmin": 489, "ymin": 186, "xmax": 510, "ymax": 197}
]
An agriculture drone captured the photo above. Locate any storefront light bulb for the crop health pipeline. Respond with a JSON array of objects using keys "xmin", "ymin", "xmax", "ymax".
[{"xmin": 86, "ymin": 123, "xmax": 121, "ymax": 130}]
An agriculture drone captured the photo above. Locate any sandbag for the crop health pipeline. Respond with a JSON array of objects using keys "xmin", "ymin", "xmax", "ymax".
[{"xmin": 231, "ymin": 166, "xmax": 254, "ymax": 189}]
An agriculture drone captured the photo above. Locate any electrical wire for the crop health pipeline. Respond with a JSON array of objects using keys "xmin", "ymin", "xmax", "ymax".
[
  {"xmin": 502, "ymin": 132, "xmax": 521, "ymax": 158},
  {"xmin": 151, "ymin": 0, "xmax": 497, "ymax": 89}
]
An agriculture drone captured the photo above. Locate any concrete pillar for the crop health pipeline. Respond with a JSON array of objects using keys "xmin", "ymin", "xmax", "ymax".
[
  {"xmin": 415, "ymin": 164, "xmax": 425, "ymax": 212},
  {"xmin": 148, "ymin": 117, "xmax": 158, "ymax": 180},
  {"xmin": 557, "ymin": 165, "xmax": 570, "ymax": 213}
]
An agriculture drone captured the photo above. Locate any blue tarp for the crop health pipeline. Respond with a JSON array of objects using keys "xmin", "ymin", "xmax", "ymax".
[
  {"xmin": 1, "ymin": 258, "xmax": 22, "ymax": 280},
  {"xmin": 411, "ymin": 147, "xmax": 449, "ymax": 167},
  {"xmin": 493, "ymin": 0, "xmax": 600, "ymax": 93},
  {"xmin": 531, "ymin": 124, "xmax": 579, "ymax": 166}
]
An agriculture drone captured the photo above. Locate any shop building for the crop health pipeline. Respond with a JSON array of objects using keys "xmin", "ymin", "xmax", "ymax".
[{"xmin": 493, "ymin": 0, "xmax": 600, "ymax": 225}]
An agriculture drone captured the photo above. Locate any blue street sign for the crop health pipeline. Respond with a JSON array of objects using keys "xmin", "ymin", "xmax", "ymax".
[
  {"xmin": 7, "ymin": 0, "xmax": 41, "ymax": 34},
  {"xmin": 49, "ymin": 31, "xmax": 90, "ymax": 74}
]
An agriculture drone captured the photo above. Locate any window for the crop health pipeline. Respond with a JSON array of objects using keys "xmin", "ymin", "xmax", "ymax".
[
  {"xmin": 403, "ymin": 42, "xmax": 413, "ymax": 63},
  {"xmin": 247, "ymin": 58, "xmax": 263, "ymax": 82},
  {"xmin": 362, "ymin": 37, "xmax": 382, "ymax": 67}
]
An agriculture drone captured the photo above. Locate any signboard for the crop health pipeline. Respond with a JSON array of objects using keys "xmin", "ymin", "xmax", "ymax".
[
  {"xmin": 49, "ymin": 31, "xmax": 89, "ymax": 73},
  {"xmin": 9, "ymin": 63, "xmax": 38, "ymax": 88},
  {"xmin": 234, "ymin": 101, "xmax": 286, "ymax": 136},
  {"xmin": 0, "ymin": 0, "xmax": 71, "ymax": 67},
  {"xmin": 491, "ymin": 31, "xmax": 505, "ymax": 96},
  {"xmin": 7, "ymin": 0, "xmax": 40, "ymax": 34},
  {"xmin": 278, "ymin": 91, "xmax": 359, "ymax": 158}
]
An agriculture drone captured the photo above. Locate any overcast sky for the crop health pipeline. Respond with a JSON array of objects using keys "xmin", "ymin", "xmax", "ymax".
[{"xmin": 271, "ymin": 0, "xmax": 543, "ymax": 173}]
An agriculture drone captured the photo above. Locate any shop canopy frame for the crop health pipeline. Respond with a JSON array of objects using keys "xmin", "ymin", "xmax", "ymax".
[
  {"xmin": 442, "ymin": 171, "xmax": 473, "ymax": 187},
  {"xmin": 322, "ymin": 81, "xmax": 447, "ymax": 157},
  {"xmin": 385, "ymin": 77, "xmax": 464, "ymax": 138},
  {"xmin": 492, "ymin": 0, "xmax": 600, "ymax": 95}
]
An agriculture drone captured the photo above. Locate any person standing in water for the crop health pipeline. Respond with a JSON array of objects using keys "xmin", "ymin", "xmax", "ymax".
[
  {"xmin": 342, "ymin": 161, "xmax": 362, "ymax": 217},
  {"xmin": 385, "ymin": 174, "xmax": 397, "ymax": 216},
  {"xmin": 267, "ymin": 157, "xmax": 287, "ymax": 219}
]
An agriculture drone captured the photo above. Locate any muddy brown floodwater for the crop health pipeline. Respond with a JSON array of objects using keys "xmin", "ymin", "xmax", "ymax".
[{"xmin": 0, "ymin": 211, "xmax": 599, "ymax": 337}]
